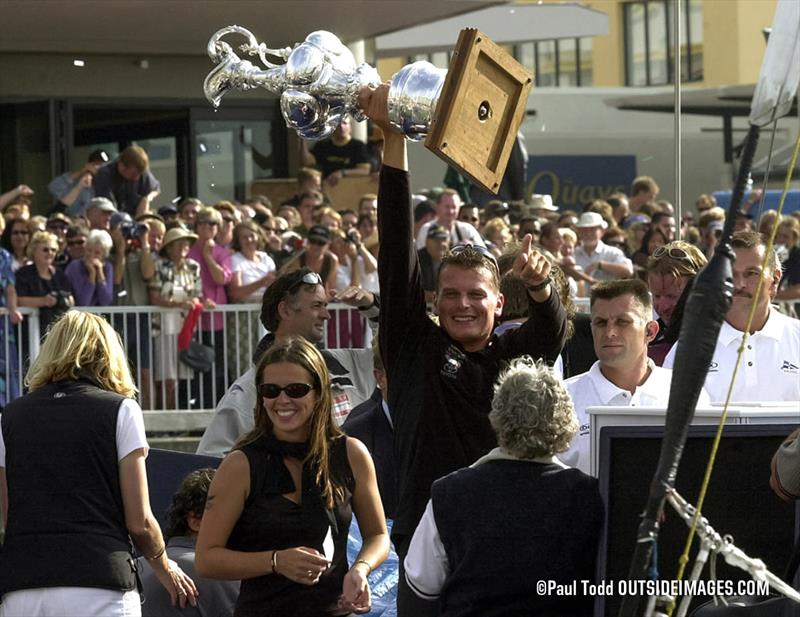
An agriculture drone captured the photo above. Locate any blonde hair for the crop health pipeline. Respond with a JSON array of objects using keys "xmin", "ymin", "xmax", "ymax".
[
  {"xmin": 197, "ymin": 206, "xmax": 223, "ymax": 226},
  {"xmin": 237, "ymin": 337, "xmax": 345, "ymax": 509},
  {"xmin": 27, "ymin": 230, "xmax": 59, "ymax": 259},
  {"xmin": 26, "ymin": 311, "xmax": 137, "ymax": 398}
]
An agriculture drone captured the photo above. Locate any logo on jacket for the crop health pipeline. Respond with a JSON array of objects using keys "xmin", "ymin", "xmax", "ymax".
[
  {"xmin": 780, "ymin": 360, "xmax": 799, "ymax": 373},
  {"xmin": 441, "ymin": 345, "xmax": 466, "ymax": 379},
  {"xmin": 707, "ymin": 361, "xmax": 719, "ymax": 373}
]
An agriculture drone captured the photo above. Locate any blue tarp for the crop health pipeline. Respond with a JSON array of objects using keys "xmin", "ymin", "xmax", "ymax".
[
  {"xmin": 712, "ymin": 189, "xmax": 800, "ymax": 214},
  {"xmin": 347, "ymin": 518, "xmax": 399, "ymax": 616}
]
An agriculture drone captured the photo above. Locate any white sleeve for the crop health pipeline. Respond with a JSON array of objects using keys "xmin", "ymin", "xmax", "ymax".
[
  {"xmin": 466, "ymin": 224, "xmax": 486, "ymax": 247},
  {"xmin": 416, "ymin": 223, "xmax": 429, "ymax": 250},
  {"xmin": 116, "ymin": 399, "xmax": 149, "ymax": 461},
  {"xmin": 0, "ymin": 422, "xmax": 5, "ymax": 467},
  {"xmin": 404, "ymin": 499, "xmax": 450, "ymax": 600},
  {"xmin": 662, "ymin": 343, "xmax": 677, "ymax": 368}
]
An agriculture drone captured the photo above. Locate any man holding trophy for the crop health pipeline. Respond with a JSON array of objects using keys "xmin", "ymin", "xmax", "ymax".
[{"xmin": 203, "ymin": 25, "xmax": 552, "ymax": 616}]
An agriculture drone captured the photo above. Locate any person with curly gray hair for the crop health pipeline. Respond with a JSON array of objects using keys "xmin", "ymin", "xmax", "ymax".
[{"xmin": 403, "ymin": 357, "xmax": 603, "ymax": 617}]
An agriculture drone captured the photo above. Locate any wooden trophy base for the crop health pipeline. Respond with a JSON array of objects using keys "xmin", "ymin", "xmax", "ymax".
[{"xmin": 425, "ymin": 29, "xmax": 533, "ymax": 195}]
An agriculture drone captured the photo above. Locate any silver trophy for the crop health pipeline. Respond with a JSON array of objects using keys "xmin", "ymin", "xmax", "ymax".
[{"xmin": 203, "ymin": 25, "xmax": 446, "ymax": 142}]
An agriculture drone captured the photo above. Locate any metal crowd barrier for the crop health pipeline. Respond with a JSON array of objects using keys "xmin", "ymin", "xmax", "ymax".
[{"xmin": 0, "ymin": 303, "xmax": 370, "ymax": 413}]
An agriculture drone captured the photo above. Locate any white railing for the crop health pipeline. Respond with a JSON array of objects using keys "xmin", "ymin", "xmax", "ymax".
[{"xmin": 0, "ymin": 303, "xmax": 370, "ymax": 412}]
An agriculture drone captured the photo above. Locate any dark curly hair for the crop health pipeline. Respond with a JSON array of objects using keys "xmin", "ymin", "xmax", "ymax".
[{"xmin": 164, "ymin": 468, "xmax": 216, "ymax": 540}]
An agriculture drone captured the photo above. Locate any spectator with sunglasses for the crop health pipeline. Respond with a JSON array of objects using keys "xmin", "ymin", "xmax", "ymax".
[
  {"xmin": 213, "ymin": 201, "xmax": 240, "ymax": 248},
  {"xmin": 645, "ymin": 241, "xmax": 707, "ymax": 365},
  {"xmin": 196, "ymin": 337, "xmax": 389, "ymax": 616},
  {"xmin": 188, "ymin": 206, "xmax": 232, "ymax": 406},
  {"xmin": 197, "ymin": 268, "xmax": 379, "ymax": 458},
  {"xmin": 280, "ymin": 225, "xmax": 339, "ymax": 292},
  {"xmin": 16, "ymin": 231, "xmax": 74, "ymax": 335},
  {"xmin": 360, "ymin": 84, "xmax": 567, "ymax": 617},
  {"xmin": 0, "ymin": 218, "xmax": 31, "ymax": 273}
]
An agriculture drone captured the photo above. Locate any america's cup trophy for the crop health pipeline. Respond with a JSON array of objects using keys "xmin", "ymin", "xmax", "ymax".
[{"xmin": 203, "ymin": 25, "xmax": 533, "ymax": 193}]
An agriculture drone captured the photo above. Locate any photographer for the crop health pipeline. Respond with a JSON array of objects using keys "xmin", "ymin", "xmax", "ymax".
[
  {"xmin": 116, "ymin": 214, "xmax": 163, "ymax": 410},
  {"xmin": 16, "ymin": 231, "xmax": 74, "ymax": 335}
]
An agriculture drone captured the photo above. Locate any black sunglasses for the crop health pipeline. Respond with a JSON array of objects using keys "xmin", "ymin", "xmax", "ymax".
[{"xmin": 258, "ymin": 382, "xmax": 313, "ymax": 399}]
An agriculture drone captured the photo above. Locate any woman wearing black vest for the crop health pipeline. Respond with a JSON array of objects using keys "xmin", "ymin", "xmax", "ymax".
[
  {"xmin": 404, "ymin": 357, "xmax": 604, "ymax": 617},
  {"xmin": 195, "ymin": 337, "xmax": 389, "ymax": 616},
  {"xmin": 0, "ymin": 310, "xmax": 197, "ymax": 616}
]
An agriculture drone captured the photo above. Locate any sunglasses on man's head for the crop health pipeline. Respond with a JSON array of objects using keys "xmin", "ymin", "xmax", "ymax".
[
  {"xmin": 450, "ymin": 242, "xmax": 499, "ymax": 270},
  {"xmin": 651, "ymin": 245, "xmax": 696, "ymax": 265},
  {"xmin": 288, "ymin": 271, "xmax": 323, "ymax": 292},
  {"xmin": 67, "ymin": 238, "xmax": 86, "ymax": 246},
  {"xmin": 258, "ymin": 383, "xmax": 313, "ymax": 399}
]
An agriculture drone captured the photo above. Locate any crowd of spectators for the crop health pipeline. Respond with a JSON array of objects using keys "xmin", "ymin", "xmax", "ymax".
[{"xmin": 1, "ymin": 117, "xmax": 799, "ymax": 616}]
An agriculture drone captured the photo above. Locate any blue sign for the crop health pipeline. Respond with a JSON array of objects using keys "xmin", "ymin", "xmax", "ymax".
[
  {"xmin": 713, "ymin": 189, "xmax": 799, "ymax": 214},
  {"xmin": 526, "ymin": 155, "xmax": 637, "ymax": 210}
]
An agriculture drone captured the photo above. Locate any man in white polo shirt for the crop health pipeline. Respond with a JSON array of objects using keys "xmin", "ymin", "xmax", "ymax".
[
  {"xmin": 416, "ymin": 189, "xmax": 484, "ymax": 249},
  {"xmin": 563, "ymin": 279, "xmax": 709, "ymax": 474},
  {"xmin": 574, "ymin": 212, "xmax": 633, "ymax": 282},
  {"xmin": 664, "ymin": 230, "xmax": 800, "ymax": 403}
]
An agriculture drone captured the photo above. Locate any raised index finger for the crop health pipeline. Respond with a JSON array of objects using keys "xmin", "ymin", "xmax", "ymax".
[{"xmin": 520, "ymin": 233, "xmax": 533, "ymax": 255}]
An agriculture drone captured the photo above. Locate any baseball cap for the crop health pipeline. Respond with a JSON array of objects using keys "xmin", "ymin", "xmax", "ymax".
[
  {"xmin": 88, "ymin": 149, "xmax": 110, "ymax": 164},
  {"xmin": 307, "ymin": 225, "xmax": 331, "ymax": 244},
  {"xmin": 427, "ymin": 224, "xmax": 449, "ymax": 240},
  {"xmin": 158, "ymin": 205, "xmax": 179, "ymax": 217},
  {"xmin": 87, "ymin": 197, "xmax": 117, "ymax": 213}
]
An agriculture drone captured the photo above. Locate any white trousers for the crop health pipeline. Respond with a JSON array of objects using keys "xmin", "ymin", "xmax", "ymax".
[{"xmin": 0, "ymin": 587, "xmax": 140, "ymax": 617}]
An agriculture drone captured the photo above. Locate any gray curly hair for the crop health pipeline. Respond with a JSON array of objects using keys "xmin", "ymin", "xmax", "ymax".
[{"xmin": 489, "ymin": 357, "xmax": 578, "ymax": 458}]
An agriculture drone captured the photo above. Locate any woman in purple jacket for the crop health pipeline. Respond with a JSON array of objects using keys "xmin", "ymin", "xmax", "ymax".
[{"xmin": 65, "ymin": 229, "xmax": 114, "ymax": 307}]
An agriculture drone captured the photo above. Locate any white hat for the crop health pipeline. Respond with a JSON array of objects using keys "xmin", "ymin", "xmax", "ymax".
[
  {"xmin": 529, "ymin": 194, "xmax": 558, "ymax": 212},
  {"xmin": 87, "ymin": 197, "xmax": 117, "ymax": 213},
  {"xmin": 575, "ymin": 212, "xmax": 608, "ymax": 229}
]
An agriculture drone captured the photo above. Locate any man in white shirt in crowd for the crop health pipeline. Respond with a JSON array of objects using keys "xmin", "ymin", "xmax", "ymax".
[
  {"xmin": 563, "ymin": 278, "xmax": 709, "ymax": 473},
  {"xmin": 664, "ymin": 230, "xmax": 800, "ymax": 403},
  {"xmin": 574, "ymin": 212, "xmax": 633, "ymax": 283},
  {"xmin": 416, "ymin": 189, "xmax": 484, "ymax": 250}
]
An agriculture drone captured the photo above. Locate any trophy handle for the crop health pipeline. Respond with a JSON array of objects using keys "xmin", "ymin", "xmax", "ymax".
[{"xmin": 204, "ymin": 26, "xmax": 289, "ymax": 108}]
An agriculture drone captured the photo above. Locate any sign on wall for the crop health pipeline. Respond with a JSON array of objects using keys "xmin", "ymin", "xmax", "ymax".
[{"xmin": 526, "ymin": 155, "xmax": 637, "ymax": 210}]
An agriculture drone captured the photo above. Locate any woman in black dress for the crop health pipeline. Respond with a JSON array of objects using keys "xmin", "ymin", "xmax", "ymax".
[{"xmin": 196, "ymin": 337, "xmax": 388, "ymax": 616}]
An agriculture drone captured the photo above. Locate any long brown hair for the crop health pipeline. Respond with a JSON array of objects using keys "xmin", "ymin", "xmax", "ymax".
[{"xmin": 236, "ymin": 337, "xmax": 344, "ymax": 508}]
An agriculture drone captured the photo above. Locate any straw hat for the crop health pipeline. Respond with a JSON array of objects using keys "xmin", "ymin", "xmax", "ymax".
[{"xmin": 159, "ymin": 226, "xmax": 198, "ymax": 256}]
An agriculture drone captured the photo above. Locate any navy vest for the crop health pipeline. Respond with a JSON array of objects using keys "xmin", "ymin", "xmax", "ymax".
[
  {"xmin": 431, "ymin": 459, "xmax": 603, "ymax": 617},
  {"xmin": 0, "ymin": 379, "xmax": 137, "ymax": 596}
]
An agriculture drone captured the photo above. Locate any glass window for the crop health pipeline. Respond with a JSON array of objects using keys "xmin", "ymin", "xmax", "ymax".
[
  {"xmin": 194, "ymin": 120, "xmax": 272, "ymax": 205},
  {"xmin": 515, "ymin": 42, "xmax": 535, "ymax": 76},
  {"xmin": 627, "ymin": 0, "xmax": 702, "ymax": 86},
  {"xmin": 430, "ymin": 51, "xmax": 449, "ymax": 69},
  {"xmin": 557, "ymin": 39, "xmax": 578, "ymax": 87},
  {"xmin": 688, "ymin": 0, "xmax": 704, "ymax": 81},
  {"xmin": 579, "ymin": 37, "xmax": 594, "ymax": 86},
  {"xmin": 648, "ymin": 2, "xmax": 669, "ymax": 85},
  {"xmin": 537, "ymin": 40, "xmax": 557, "ymax": 87},
  {"xmin": 625, "ymin": 3, "xmax": 647, "ymax": 86}
]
